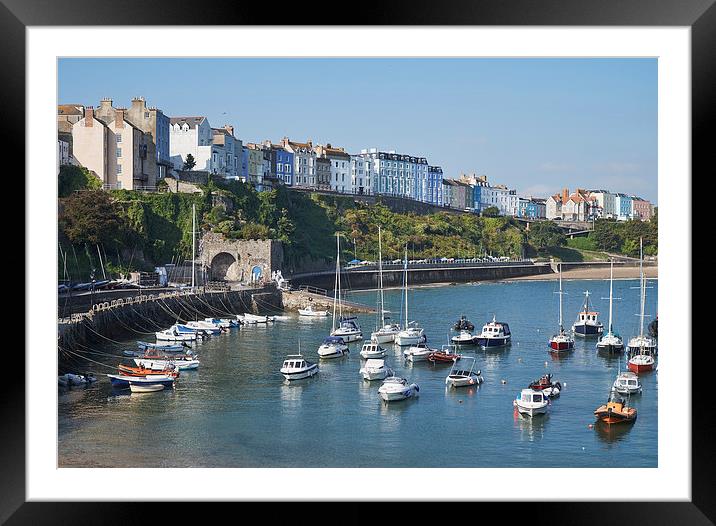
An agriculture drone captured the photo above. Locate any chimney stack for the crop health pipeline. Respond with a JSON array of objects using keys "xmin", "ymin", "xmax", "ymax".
[
  {"xmin": 562, "ymin": 188, "xmax": 569, "ymax": 202},
  {"xmin": 116, "ymin": 109, "xmax": 125, "ymax": 128},
  {"xmin": 224, "ymin": 124, "xmax": 234, "ymax": 136},
  {"xmin": 85, "ymin": 106, "xmax": 94, "ymax": 127}
]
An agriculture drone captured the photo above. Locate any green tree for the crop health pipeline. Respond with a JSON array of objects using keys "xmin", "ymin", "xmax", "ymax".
[
  {"xmin": 183, "ymin": 154, "xmax": 196, "ymax": 171},
  {"xmin": 59, "ymin": 191, "xmax": 126, "ymax": 247},
  {"xmin": 58, "ymin": 165, "xmax": 102, "ymax": 197},
  {"xmin": 527, "ymin": 221, "xmax": 566, "ymax": 252}
]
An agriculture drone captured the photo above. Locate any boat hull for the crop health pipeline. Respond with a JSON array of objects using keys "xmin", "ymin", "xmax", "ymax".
[
  {"xmin": 596, "ymin": 341, "xmax": 624, "ymax": 353},
  {"xmin": 281, "ymin": 364, "xmax": 319, "ymax": 381},
  {"xmin": 372, "ymin": 331, "xmax": 397, "ymax": 344},
  {"xmin": 475, "ymin": 336, "xmax": 511, "ymax": 348},
  {"xmin": 627, "ymin": 360, "xmax": 654, "ymax": 374},
  {"xmin": 549, "ymin": 340, "xmax": 574, "ymax": 352},
  {"xmin": 573, "ymin": 323, "xmax": 604, "ymax": 337},
  {"xmin": 134, "ymin": 358, "xmax": 199, "ymax": 371},
  {"xmin": 514, "ymin": 402, "xmax": 548, "ymax": 417},
  {"xmin": 331, "ymin": 331, "xmax": 363, "ymax": 343},
  {"xmin": 446, "ymin": 376, "xmax": 482, "ymax": 388},
  {"xmin": 379, "ymin": 386, "xmax": 418, "ymax": 402},
  {"xmin": 360, "ymin": 369, "xmax": 392, "ymax": 381}
]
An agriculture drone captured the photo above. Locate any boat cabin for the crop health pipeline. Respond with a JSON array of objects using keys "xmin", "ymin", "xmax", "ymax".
[
  {"xmin": 323, "ymin": 336, "xmax": 345, "ymax": 345},
  {"xmin": 364, "ymin": 359, "xmax": 385, "ymax": 370},
  {"xmin": 577, "ymin": 311, "xmax": 599, "ymax": 323},
  {"xmin": 520, "ymin": 390, "xmax": 544, "ymax": 404},
  {"xmin": 282, "ymin": 355, "xmax": 308, "ymax": 369},
  {"xmin": 338, "ymin": 316, "xmax": 360, "ymax": 330},
  {"xmin": 361, "ymin": 342, "xmax": 382, "ymax": 353},
  {"xmin": 480, "ymin": 319, "xmax": 511, "ymax": 337},
  {"xmin": 615, "ymin": 373, "xmax": 640, "ymax": 390}
]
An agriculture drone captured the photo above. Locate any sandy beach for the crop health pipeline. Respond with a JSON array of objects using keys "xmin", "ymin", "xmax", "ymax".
[{"xmin": 510, "ymin": 265, "xmax": 658, "ymax": 281}]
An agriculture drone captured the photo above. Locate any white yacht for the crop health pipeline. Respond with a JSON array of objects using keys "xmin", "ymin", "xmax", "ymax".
[
  {"xmin": 371, "ymin": 227, "xmax": 401, "ymax": 344},
  {"xmin": 280, "ymin": 353, "xmax": 319, "ymax": 381},
  {"xmin": 360, "ymin": 340, "xmax": 387, "ymax": 359},
  {"xmin": 596, "ymin": 260, "xmax": 625, "ymax": 352},
  {"xmin": 378, "ymin": 376, "xmax": 420, "ymax": 402},
  {"xmin": 627, "ymin": 240, "xmax": 657, "ymax": 373},
  {"xmin": 332, "ymin": 316, "xmax": 363, "ymax": 343},
  {"xmin": 328, "ymin": 233, "xmax": 363, "ymax": 343},
  {"xmin": 445, "ymin": 356, "xmax": 483, "ymax": 388},
  {"xmin": 549, "ymin": 264, "xmax": 575, "ymax": 353},
  {"xmin": 513, "ymin": 388, "xmax": 549, "ymax": 417},
  {"xmin": 359, "ymin": 359, "xmax": 393, "ymax": 381},
  {"xmin": 394, "ymin": 245, "xmax": 425, "ymax": 346}
]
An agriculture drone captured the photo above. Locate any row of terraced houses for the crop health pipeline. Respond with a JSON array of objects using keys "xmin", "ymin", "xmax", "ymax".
[{"xmin": 57, "ymin": 97, "xmax": 653, "ymax": 221}]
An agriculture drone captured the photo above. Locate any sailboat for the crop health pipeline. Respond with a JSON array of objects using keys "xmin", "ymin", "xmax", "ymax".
[
  {"xmin": 327, "ymin": 233, "xmax": 362, "ymax": 345},
  {"xmin": 371, "ymin": 226, "xmax": 400, "ymax": 344},
  {"xmin": 627, "ymin": 239, "xmax": 657, "ymax": 373},
  {"xmin": 596, "ymin": 260, "xmax": 624, "ymax": 352},
  {"xmin": 548, "ymin": 263, "xmax": 575, "ymax": 352},
  {"xmin": 572, "ymin": 290, "xmax": 604, "ymax": 337},
  {"xmin": 394, "ymin": 245, "xmax": 426, "ymax": 346}
]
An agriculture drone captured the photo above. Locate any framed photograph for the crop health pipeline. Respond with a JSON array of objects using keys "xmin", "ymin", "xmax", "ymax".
[{"xmin": 9, "ymin": 0, "xmax": 710, "ymax": 522}]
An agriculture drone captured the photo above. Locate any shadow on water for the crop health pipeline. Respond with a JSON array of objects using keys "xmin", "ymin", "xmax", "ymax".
[{"xmin": 594, "ymin": 419, "xmax": 636, "ymax": 444}]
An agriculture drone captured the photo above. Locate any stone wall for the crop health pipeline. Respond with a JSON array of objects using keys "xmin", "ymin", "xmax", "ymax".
[{"xmin": 200, "ymin": 232, "xmax": 284, "ymax": 284}]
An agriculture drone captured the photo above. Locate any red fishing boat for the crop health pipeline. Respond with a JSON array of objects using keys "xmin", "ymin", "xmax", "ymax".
[{"xmin": 549, "ymin": 264, "xmax": 575, "ymax": 352}]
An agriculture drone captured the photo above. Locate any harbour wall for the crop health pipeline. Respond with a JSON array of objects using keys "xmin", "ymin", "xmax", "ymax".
[
  {"xmin": 58, "ymin": 287, "xmax": 282, "ymax": 355},
  {"xmin": 288, "ymin": 262, "xmax": 554, "ymax": 291}
]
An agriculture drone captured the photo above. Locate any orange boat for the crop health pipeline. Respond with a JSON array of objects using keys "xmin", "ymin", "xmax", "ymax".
[
  {"xmin": 117, "ymin": 363, "xmax": 179, "ymax": 378},
  {"xmin": 428, "ymin": 345, "xmax": 462, "ymax": 364},
  {"xmin": 594, "ymin": 390, "xmax": 637, "ymax": 425}
]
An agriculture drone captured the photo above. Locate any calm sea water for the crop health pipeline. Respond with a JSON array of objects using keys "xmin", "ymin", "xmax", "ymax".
[{"xmin": 58, "ymin": 278, "xmax": 658, "ymax": 468}]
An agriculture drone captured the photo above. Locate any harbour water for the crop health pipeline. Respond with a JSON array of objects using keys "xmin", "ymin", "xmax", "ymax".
[{"xmin": 58, "ymin": 278, "xmax": 658, "ymax": 468}]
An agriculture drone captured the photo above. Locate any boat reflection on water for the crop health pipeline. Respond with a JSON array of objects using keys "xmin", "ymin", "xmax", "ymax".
[
  {"xmin": 594, "ymin": 418, "xmax": 635, "ymax": 444},
  {"xmin": 444, "ymin": 384, "xmax": 480, "ymax": 399},
  {"xmin": 514, "ymin": 410, "xmax": 549, "ymax": 442},
  {"xmin": 477, "ymin": 347, "xmax": 511, "ymax": 370}
]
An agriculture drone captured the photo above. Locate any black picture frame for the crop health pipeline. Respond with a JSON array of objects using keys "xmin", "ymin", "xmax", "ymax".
[{"xmin": 6, "ymin": 0, "xmax": 710, "ymax": 522}]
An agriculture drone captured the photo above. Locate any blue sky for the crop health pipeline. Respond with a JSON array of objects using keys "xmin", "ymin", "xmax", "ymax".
[{"xmin": 59, "ymin": 58, "xmax": 657, "ymax": 202}]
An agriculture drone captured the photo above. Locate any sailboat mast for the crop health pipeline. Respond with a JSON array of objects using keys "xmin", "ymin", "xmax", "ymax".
[
  {"xmin": 191, "ymin": 203, "xmax": 196, "ymax": 291},
  {"xmin": 608, "ymin": 259, "xmax": 614, "ymax": 334},
  {"xmin": 403, "ymin": 244, "xmax": 409, "ymax": 330},
  {"xmin": 378, "ymin": 226, "xmax": 385, "ymax": 326},
  {"xmin": 333, "ymin": 233, "xmax": 339, "ymax": 332},
  {"xmin": 639, "ymin": 237, "xmax": 645, "ymax": 337},
  {"xmin": 558, "ymin": 263, "xmax": 563, "ymax": 330}
]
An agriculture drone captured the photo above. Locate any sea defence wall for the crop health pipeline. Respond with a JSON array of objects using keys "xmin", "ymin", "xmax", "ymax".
[
  {"xmin": 58, "ymin": 286, "xmax": 282, "ymax": 353},
  {"xmin": 288, "ymin": 262, "xmax": 554, "ymax": 291}
]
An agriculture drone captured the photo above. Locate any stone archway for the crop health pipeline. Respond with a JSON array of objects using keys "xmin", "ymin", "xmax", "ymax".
[{"xmin": 210, "ymin": 252, "xmax": 240, "ymax": 281}]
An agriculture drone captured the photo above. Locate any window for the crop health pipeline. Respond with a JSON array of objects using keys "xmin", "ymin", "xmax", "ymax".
[
  {"xmin": 117, "ymin": 165, "xmax": 122, "ymax": 174},
  {"xmin": 116, "ymin": 134, "xmax": 122, "ymax": 143},
  {"xmin": 116, "ymin": 148, "xmax": 122, "ymax": 157}
]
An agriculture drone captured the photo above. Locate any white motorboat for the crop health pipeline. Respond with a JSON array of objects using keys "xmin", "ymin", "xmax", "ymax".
[
  {"xmin": 378, "ymin": 376, "xmax": 420, "ymax": 402},
  {"xmin": 204, "ymin": 317, "xmax": 235, "ymax": 328},
  {"xmin": 186, "ymin": 320, "xmax": 223, "ymax": 334},
  {"xmin": 445, "ymin": 356, "xmax": 483, "ymax": 388},
  {"xmin": 475, "ymin": 316, "xmax": 512, "ymax": 348},
  {"xmin": 613, "ymin": 371, "xmax": 642, "ymax": 395},
  {"xmin": 360, "ymin": 340, "xmax": 387, "ymax": 359},
  {"xmin": 403, "ymin": 342, "xmax": 433, "ymax": 362},
  {"xmin": 317, "ymin": 336, "xmax": 349, "ymax": 359},
  {"xmin": 155, "ymin": 326, "xmax": 197, "ymax": 342},
  {"xmin": 451, "ymin": 329, "xmax": 478, "ymax": 345},
  {"xmin": 280, "ymin": 352, "xmax": 319, "ymax": 381},
  {"xmin": 238, "ymin": 313, "xmax": 276, "ymax": 324},
  {"xmin": 360, "ymin": 359, "xmax": 393, "ymax": 381},
  {"xmin": 549, "ymin": 264, "xmax": 575, "ymax": 353},
  {"xmin": 513, "ymin": 388, "xmax": 549, "ymax": 417},
  {"xmin": 370, "ymin": 226, "xmax": 400, "ymax": 344},
  {"xmin": 596, "ymin": 260, "xmax": 624, "ymax": 352},
  {"xmin": 298, "ymin": 304, "xmax": 330, "ymax": 317},
  {"xmin": 394, "ymin": 245, "xmax": 425, "ymax": 346}
]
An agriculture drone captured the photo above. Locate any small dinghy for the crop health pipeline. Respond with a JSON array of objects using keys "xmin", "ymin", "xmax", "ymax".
[
  {"xmin": 360, "ymin": 340, "xmax": 387, "ymax": 359},
  {"xmin": 594, "ymin": 389, "xmax": 637, "ymax": 425},
  {"xmin": 137, "ymin": 341, "xmax": 187, "ymax": 352},
  {"xmin": 108, "ymin": 373, "xmax": 176, "ymax": 389},
  {"xmin": 528, "ymin": 373, "xmax": 562, "ymax": 398},
  {"xmin": 129, "ymin": 382, "xmax": 166, "ymax": 393},
  {"xmin": 513, "ymin": 388, "xmax": 549, "ymax": 417},
  {"xmin": 428, "ymin": 345, "xmax": 462, "ymax": 364},
  {"xmin": 280, "ymin": 352, "xmax": 318, "ymax": 381},
  {"xmin": 445, "ymin": 356, "xmax": 483, "ymax": 388},
  {"xmin": 378, "ymin": 376, "xmax": 419, "ymax": 402},
  {"xmin": 155, "ymin": 326, "xmax": 197, "ymax": 342},
  {"xmin": 451, "ymin": 329, "xmax": 478, "ymax": 345},
  {"xmin": 360, "ymin": 359, "xmax": 394, "ymax": 381},
  {"xmin": 453, "ymin": 315, "xmax": 475, "ymax": 332},
  {"xmin": 317, "ymin": 336, "xmax": 349, "ymax": 359}
]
